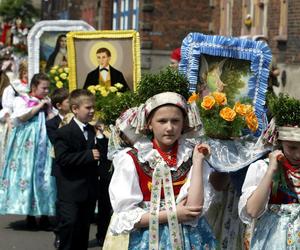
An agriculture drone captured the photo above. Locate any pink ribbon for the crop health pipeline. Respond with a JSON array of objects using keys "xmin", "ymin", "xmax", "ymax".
[{"xmin": 21, "ymin": 95, "xmax": 40, "ymax": 108}]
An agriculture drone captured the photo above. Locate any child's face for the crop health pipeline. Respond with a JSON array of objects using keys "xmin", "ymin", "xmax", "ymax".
[
  {"xmin": 21, "ymin": 71, "xmax": 28, "ymax": 83},
  {"xmin": 282, "ymin": 141, "xmax": 300, "ymax": 166},
  {"xmin": 31, "ymin": 80, "xmax": 50, "ymax": 98},
  {"xmin": 169, "ymin": 59, "xmax": 179, "ymax": 69},
  {"xmin": 72, "ymin": 98, "xmax": 95, "ymax": 124},
  {"xmin": 148, "ymin": 105, "xmax": 184, "ymax": 151},
  {"xmin": 57, "ymin": 98, "xmax": 70, "ymax": 115}
]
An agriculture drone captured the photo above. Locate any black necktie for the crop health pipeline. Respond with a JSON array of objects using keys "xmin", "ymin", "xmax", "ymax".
[
  {"xmin": 83, "ymin": 125, "xmax": 88, "ymax": 140},
  {"xmin": 100, "ymin": 68, "xmax": 108, "ymax": 72}
]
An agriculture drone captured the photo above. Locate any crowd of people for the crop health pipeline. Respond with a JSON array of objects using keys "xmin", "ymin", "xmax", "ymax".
[{"xmin": 0, "ymin": 38, "xmax": 299, "ymax": 250}]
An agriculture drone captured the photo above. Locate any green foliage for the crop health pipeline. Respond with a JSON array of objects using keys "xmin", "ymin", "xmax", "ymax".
[
  {"xmin": 137, "ymin": 68, "xmax": 190, "ymax": 103},
  {"xmin": 268, "ymin": 93, "xmax": 300, "ymax": 126},
  {"xmin": 0, "ymin": 0, "xmax": 39, "ymax": 23},
  {"xmin": 95, "ymin": 91, "xmax": 139, "ymax": 125}
]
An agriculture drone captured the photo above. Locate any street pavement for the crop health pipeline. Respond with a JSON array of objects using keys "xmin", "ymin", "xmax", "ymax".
[{"xmin": 0, "ymin": 215, "xmax": 99, "ymax": 250}]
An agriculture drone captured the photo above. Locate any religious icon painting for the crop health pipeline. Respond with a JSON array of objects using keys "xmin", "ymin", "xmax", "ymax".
[
  {"xmin": 66, "ymin": 30, "xmax": 141, "ymax": 91},
  {"xmin": 180, "ymin": 33, "xmax": 272, "ymax": 133},
  {"xmin": 27, "ymin": 20, "xmax": 95, "ymax": 82}
]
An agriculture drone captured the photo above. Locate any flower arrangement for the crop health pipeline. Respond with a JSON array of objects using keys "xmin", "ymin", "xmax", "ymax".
[
  {"xmin": 48, "ymin": 65, "xmax": 69, "ymax": 92},
  {"xmin": 87, "ymin": 83, "xmax": 124, "ymax": 97},
  {"xmin": 194, "ymin": 91, "xmax": 258, "ymax": 139},
  {"xmin": 88, "ymin": 83, "xmax": 139, "ymax": 125}
]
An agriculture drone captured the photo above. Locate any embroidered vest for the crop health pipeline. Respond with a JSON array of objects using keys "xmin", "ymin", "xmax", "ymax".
[{"xmin": 127, "ymin": 149, "xmax": 191, "ymax": 201}]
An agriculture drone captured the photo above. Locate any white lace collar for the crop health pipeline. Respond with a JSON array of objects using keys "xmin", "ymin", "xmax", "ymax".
[{"xmin": 133, "ymin": 137, "xmax": 193, "ymax": 170}]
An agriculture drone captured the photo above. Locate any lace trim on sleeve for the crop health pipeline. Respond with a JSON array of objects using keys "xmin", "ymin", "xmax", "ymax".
[{"xmin": 109, "ymin": 207, "xmax": 147, "ymax": 234}]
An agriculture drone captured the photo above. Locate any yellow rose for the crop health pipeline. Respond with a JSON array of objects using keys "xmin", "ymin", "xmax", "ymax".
[
  {"xmin": 234, "ymin": 102, "xmax": 254, "ymax": 116},
  {"xmin": 90, "ymin": 89, "xmax": 96, "ymax": 95},
  {"xmin": 116, "ymin": 92, "xmax": 122, "ymax": 97},
  {"xmin": 54, "ymin": 76, "xmax": 59, "ymax": 81},
  {"xmin": 63, "ymin": 67, "xmax": 69, "ymax": 73},
  {"xmin": 114, "ymin": 83, "xmax": 123, "ymax": 89},
  {"xmin": 56, "ymin": 81, "xmax": 63, "ymax": 88},
  {"xmin": 220, "ymin": 107, "xmax": 236, "ymax": 121},
  {"xmin": 87, "ymin": 85, "xmax": 95, "ymax": 92},
  {"xmin": 58, "ymin": 68, "xmax": 64, "ymax": 73},
  {"xmin": 188, "ymin": 92, "xmax": 200, "ymax": 104},
  {"xmin": 246, "ymin": 111, "xmax": 258, "ymax": 132},
  {"xmin": 109, "ymin": 86, "xmax": 118, "ymax": 93},
  {"xmin": 50, "ymin": 69, "xmax": 56, "ymax": 75},
  {"xmin": 201, "ymin": 95, "xmax": 215, "ymax": 110},
  {"xmin": 212, "ymin": 92, "xmax": 227, "ymax": 105},
  {"xmin": 95, "ymin": 85, "xmax": 102, "ymax": 91},
  {"xmin": 60, "ymin": 73, "xmax": 67, "ymax": 80},
  {"xmin": 101, "ymin": 89, "xmax": 108, "ymax": 97},
  {"xmin": 244, "ymin": 104, "xmax": 253, "ymax": 114}
]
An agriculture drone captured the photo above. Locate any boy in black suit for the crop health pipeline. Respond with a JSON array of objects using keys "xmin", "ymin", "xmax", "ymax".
[
  {"xmin": 54, "ymin": 89, "xmax": 109, "ymax": 250},
  {"xmin": 46, "ymin": 88, "xmax": 70, "ymax": 249},
  {"xmin": 83, "ymin": 47, "xmax": 129, "ymax": 90}
]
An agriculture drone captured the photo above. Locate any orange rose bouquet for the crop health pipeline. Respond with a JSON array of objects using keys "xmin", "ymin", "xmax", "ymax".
[{"xmin": 193, "ymin": 92, "xmax": 258, "ymax": 139}]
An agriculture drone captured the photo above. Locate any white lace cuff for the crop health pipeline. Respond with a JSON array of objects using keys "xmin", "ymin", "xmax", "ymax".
[{"xmin": 109, "ymin": 207, "xmax": 147, "ymax": 234}]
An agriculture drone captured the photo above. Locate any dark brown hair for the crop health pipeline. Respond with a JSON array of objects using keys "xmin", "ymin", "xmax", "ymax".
[
  {"xmin": 30, "ymin": 73, "xmax": 50, "ymax": 91},
  {"xmin": 50, "ymin": 88, "xmax": 69, "ymax": 109},
  {"xmin": 96, "ymin": 47, "xmax": 111, "ymax": 57}
]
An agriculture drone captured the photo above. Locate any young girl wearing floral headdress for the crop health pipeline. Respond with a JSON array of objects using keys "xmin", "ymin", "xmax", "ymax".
[
  {"xmin": 238, "ymin": 94, "xmax": 300, "ymax": 249},
  {"xmin": 104, "ymin": 92, "xmax": 216, "ymax": 249}
]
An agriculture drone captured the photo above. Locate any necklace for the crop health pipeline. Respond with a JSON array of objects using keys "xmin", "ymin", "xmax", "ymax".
[{"xmin": 152, "ymin": 140, "xmax": 178, "ymax": 167}]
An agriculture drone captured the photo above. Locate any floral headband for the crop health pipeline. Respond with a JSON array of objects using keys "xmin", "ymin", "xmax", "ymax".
[
  {"xmin": 261, "ymin": 118, "xmax": 300, "ymax": 145},
  {"xmin": 136, "ymin": 92, "xmax": 201, "ymax": 134}
]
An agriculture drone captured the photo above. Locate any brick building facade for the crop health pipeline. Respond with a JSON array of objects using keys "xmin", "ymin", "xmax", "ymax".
[{"xmin": 42, "ymin": 0, "xmax": 300, "ymax": 97}]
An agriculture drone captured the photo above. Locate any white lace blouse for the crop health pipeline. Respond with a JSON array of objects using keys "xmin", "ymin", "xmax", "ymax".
[
  {"xmin": 109, "ymin": 137, "xmax": 214, "ymax": 234},
  {"xmin": 0, "ymin": 80, "xmax": 29, "ymax": 121},
  {"xmin": 238, "ymin": 159, "xmax": 270, "ymax": 224}
]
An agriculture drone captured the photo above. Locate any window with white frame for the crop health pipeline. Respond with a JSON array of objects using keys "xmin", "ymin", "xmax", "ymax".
[
  {"xmin": 113, "ymin": 0, "xmax": 139, "ymax": 30},
  {"xmin": 219, "ymin": 0, "xmax": 233, "ymax": 36}
]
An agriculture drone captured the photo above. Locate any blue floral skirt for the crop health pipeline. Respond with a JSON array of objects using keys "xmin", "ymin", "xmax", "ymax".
[
  {"xmin": 129, "ymin": 217, "xmax": 217, "ymax": 249},
  {"xmin": 0, "ymin": 113, "xmax": 56, "ymax": 216},
  {"xmin": 250, "ymin": 204, "xmax": 300, "ymax": 250}
]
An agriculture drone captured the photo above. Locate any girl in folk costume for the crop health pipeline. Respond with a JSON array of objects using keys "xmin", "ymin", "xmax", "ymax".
[
  {"xmin": 0, "ymin": 73, "xmax": 57, "ymax": 225},
  {"xmin": 0, "ymin": 59, "xmax": 29, "ymax": 123},
  {"xmin": 238, "ymin": 94, "xmax": 300, "ymax": 249},
  {"xmin": 105, "ymin": 92, "xmax": 217, "ymax": 249},
  {"xmin": 0, "ymin": 69, "xmax": 10, "ymax": 175}
]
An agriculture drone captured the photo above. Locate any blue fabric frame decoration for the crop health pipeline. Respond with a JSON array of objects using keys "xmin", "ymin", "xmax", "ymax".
[{"xmin": 179, "ymin": 32, "xmax": 272, "ymax": 133}]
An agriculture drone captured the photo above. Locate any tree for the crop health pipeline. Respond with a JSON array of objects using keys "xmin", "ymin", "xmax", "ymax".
[{"xmin": 0, "ymin": 0, "xmax": 39, "ymax": 24}]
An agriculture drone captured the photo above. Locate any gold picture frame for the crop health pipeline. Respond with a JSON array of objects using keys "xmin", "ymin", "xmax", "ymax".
[{"xmin": 66, "ymin": 30, "xmax": 141, "ymax": 91}]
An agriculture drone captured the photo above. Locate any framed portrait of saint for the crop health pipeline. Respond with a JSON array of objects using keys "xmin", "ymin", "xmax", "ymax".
[
  {"xmin": 27, "ymin": 20, "xmax": 95, "ymax": 82},
  {"xmin": 66, "ymin": 30, "xmax": 141, "ymax": 91}
]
